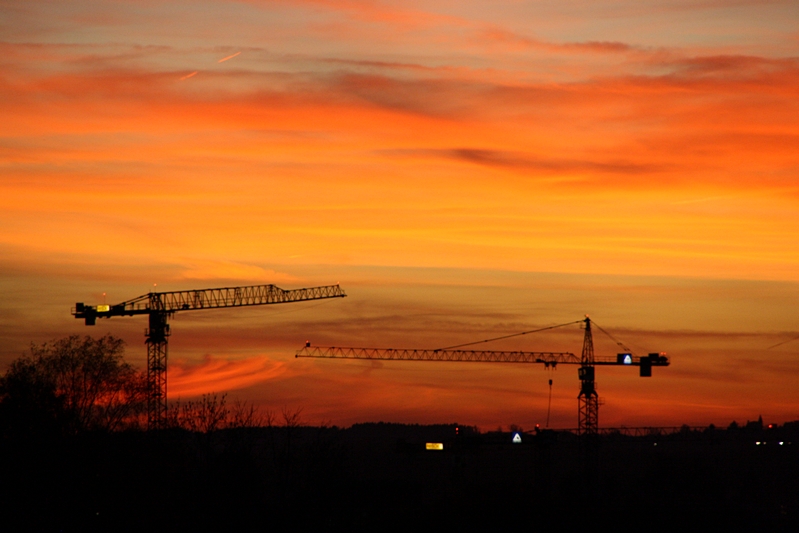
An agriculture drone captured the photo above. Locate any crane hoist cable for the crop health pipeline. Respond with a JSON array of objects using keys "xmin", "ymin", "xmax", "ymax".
[{"xmin": 546, "ymin": 378, "xmax": 553, "ymax": 428}]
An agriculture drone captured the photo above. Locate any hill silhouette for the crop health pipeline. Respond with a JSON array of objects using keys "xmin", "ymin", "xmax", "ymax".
[{"xmin": 1, "ymin": 420, "xmax": 797, "ymax": 531}]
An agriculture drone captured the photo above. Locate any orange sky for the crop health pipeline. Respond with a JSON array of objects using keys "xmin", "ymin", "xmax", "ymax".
[{"xmin": 1, "ymin": 0, "xmax": 798, "ymax": 430}]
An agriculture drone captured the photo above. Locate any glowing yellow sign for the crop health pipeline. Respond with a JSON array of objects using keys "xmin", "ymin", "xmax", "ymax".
[
  {"xmin": 425, "ymin": 443, "xmax": 444, "ymax": 451},
  {"xmin": 97, "ymin": 305, "xmax": 110, "ymax": 312}
]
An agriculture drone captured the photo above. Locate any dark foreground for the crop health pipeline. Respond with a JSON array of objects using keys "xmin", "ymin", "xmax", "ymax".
[{"xmin": 2, "ymin": 422, "xmax": 798, "ymax": 531}]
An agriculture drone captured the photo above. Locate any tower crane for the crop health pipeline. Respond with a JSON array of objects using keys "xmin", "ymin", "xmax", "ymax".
[
  {"xmin": 73, "ymin": 283, "xmax": 346, "ymax": 429},
  {"xmin": 295, "ymin": 317, "xmax": 668, "ymax": 435}
]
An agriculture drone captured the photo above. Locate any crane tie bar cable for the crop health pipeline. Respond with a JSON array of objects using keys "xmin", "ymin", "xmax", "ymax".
[
  {"xmin": 767, "ymin": 333, "xmax": 799, "ymax": 349},
  {"xmin": 436, "ymin": 320, "xmax": 583, "ymax": 351},
  {"xmin": 591, "ymin": 320, "xmax": 633, "ymax": 354}
]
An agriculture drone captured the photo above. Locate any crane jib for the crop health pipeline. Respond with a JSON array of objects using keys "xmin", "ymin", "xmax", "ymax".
[
  {"xmin": 72, "ymin": 284, "xmax": 346, "ymax": 321},
  {"xmin": 295, "ymin": 346, "xmax": 669, "ymax": 367},
  {"xmin": 295, "ymin": 347, "xmax": 579, "ymax": 364}
]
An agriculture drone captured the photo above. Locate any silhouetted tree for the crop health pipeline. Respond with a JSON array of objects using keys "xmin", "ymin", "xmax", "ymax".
[
  {"xmin": 167, "ymin": 393, "xmax": 265, "ymax": 432},
  {"xmin": 229, "ymin": 398, "xmax": 265, "ymax": 428},
  {"xmin": 169, "ymin": 393, "xmax": 230, "ymax": 433},
  {"xmin": 0, "ymin": 335, "xmax": 146, "ymax": 435}
]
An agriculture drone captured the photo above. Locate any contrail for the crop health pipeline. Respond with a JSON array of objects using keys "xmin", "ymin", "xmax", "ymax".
[
  {"xmin": 180, "ymin": 71, "xmax": 198, "ymax": 80},
  {"xmin": 218, "ymin": 51, "xmax": 241, "ymax": 63}
]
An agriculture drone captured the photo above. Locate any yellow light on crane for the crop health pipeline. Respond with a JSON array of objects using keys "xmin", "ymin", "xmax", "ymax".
[
  {"xmin": 97, "ymin": 305, "xmax": 110, "ymax": 312},
  {"xmin": 426, "ymin": 443, "xmax": 444, "ymax": 451}
]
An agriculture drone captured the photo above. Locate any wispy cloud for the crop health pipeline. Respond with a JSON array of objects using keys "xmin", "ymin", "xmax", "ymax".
[
  {"xmin": 218, "ymin": 51, "xmax": 241, "ymax": 63},
  {"xmin": 382, "ymin": 148, "xmax": 669, "ymax": 176},
  {"xmin": 178, "ymin": 260, "xmax": 299, "ymax": 283},
  {"xmin": 169, "ymin": 354, "xmax": 286, "ymax": 398}
]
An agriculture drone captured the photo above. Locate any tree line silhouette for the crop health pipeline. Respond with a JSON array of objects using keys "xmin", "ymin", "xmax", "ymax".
[{"xmin": 1, "ymin": 335, "xmax": 797, "ymax": 531}]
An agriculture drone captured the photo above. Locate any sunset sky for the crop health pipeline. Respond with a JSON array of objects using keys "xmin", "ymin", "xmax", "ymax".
[{"xmin": 2, "ymin": 0, "xmax": 798, "ymax": 430}]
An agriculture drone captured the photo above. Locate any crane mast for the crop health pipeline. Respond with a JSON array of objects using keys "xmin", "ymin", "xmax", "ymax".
[
  {"xmin": 578, "ymin": 317, "xmax": 598, "ymax": 436},
  {"xmin": 296, "ymin": 317, "xmax": 668, "ymax": 434},
  {"xmin": 74, "ymin": 283, "xmax": 346, "ymax": 429}
]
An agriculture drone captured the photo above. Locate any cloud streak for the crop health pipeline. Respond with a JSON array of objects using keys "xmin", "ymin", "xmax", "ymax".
[
  {"xmin": 384, "ymin": 148, "xmax": 669, "ymax": 176},
  {"xmin": 218, "ymin": 51, "xmax": 241, "ymax": 63},
  {"xmin": 169, "ymin": 354, "xmax": 286, "ymax": 398}
]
